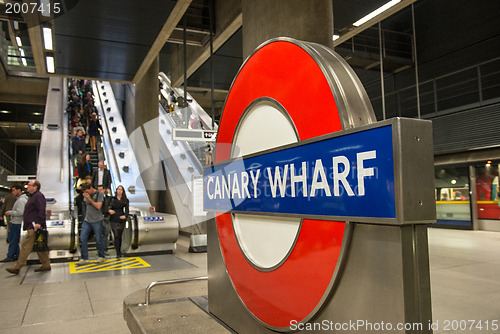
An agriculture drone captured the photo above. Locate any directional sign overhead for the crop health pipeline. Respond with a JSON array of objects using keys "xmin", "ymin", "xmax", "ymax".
[
  {"xmin": 7, "ymin": 175, "xmax": 36, "ymax": 182},
  {"xmin": 172, "ymin": 128, "xmax": 217, "ymax": 142}
]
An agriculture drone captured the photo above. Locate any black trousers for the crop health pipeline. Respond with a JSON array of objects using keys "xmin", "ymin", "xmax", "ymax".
[{"xmin": 111, "ymin": 224, "xmax": 124, "ymax": 256}]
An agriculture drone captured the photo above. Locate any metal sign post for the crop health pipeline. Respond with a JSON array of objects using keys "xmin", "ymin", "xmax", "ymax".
[{"xmin": 206, "ymin": 38, "xmax": 435, "ymax": 333}]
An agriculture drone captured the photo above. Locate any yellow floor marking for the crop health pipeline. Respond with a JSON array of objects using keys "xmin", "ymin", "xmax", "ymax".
[{"xmin": 69, "ymin": 257, "xmax": 151, "ymax": 274}]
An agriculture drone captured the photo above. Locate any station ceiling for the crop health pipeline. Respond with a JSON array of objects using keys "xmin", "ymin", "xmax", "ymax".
[
  {"xmin": 2, "ymin": 0, "xmax": 412, "ymax": 83},
  {"xmin": 3, "ymin": 0, "xmax": 495, "ymax": 152}
]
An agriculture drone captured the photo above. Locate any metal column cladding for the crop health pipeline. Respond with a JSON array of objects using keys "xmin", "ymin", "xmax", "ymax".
[{"xmin": 207, "ymin": 38, "xmax": 435, "ymax": 331}]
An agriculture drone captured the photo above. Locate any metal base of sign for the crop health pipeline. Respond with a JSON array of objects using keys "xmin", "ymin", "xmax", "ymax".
[
  {"xmin": 208, "ymin": 219, "xmax": 433, "ymax": 333},
  {"xmin": 189, "ymin": 234, "xmax": 207, "ymax": 253}
]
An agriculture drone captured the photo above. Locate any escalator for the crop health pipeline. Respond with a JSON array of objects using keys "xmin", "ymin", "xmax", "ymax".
[
  {"xmin": 33, "ymin": 77, "xmax": 179, "ymax": 260},
  {"xmin": 36, "ymin": 77, "xmax": 77, "ymax": 256},
  {"xmin": 35, "ymin": 72, "xmax": 214, "ymax": 259},
  {"xmin": 122, "ymin": 73, "xmax": 215, "ymax": 234},
  {"xmin": 93, "ymin": 81, "xmax": 179, "ymax": 254}
]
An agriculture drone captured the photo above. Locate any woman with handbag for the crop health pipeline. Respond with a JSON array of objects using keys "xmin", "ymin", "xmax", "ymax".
[{"xmin": 108, "ymin": 185, "xmax": 129, "ymax": 258}]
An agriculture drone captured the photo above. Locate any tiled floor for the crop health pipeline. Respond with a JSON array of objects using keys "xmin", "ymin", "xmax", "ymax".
[
  {"xmin": 0, "ymin": 230, "xmax": 207, "ymax": 334},
  {"xmin": 1, "ymin": 227, "xmax": 500, "ymax": 333}
]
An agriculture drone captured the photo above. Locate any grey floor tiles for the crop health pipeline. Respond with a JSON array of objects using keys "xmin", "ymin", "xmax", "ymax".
[{"xmin": 0, "ymin": 227, "xmax": 499, "ymax": 333}]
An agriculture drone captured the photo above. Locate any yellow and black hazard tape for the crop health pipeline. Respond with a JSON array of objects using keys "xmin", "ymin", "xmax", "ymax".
[{"xmin": 69, "ymin": 257, "xmax": 151, "ymax": 274}]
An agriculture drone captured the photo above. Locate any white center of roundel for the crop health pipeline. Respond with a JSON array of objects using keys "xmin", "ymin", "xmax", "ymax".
[{"xmin": 231, "ymin": 101, "xmax": 301, "ymax": 269}]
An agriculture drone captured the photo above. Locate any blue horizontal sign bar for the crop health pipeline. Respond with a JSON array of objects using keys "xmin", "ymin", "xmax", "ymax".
[{"xmin": 204, "ymin": 125, "xmax": 397, "ymax": 221}]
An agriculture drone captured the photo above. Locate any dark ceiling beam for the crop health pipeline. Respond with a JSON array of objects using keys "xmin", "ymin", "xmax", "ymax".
[
  {"xmin": 133, "ymin": 0, "xmax": 193, "ymax": 84},
  {"xmin": 0, "ymin": 1, "xmax": 24, "ymax": 21},
  {"xmin": 23, "ymin": 0, "xmax": 46, "ymax": 77},
  {"xmin": 0, "ymin": 75, "xmax": 48, "ymax": 105}
]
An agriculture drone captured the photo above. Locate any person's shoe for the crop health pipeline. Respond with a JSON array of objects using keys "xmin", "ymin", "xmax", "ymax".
[
  {"xmin": 5, "ymin": 267, "xmax": 19, "ymax": 275},
  {"xmin": 0, "ymin": 257, "xmax": 14, "ymax": 262},
  {"xmin": 76, "ymin": 259, "xmax": 89, "ymax": 265},
  {"xmin": 34, "ymin": 266, "xmax": 51, "ymax": 272},
  {"xmin": 95, "ymin": 257, "xmax": 105, "ymax": 263}
]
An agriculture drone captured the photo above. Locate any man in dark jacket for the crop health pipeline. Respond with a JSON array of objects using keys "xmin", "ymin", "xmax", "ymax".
[
  {"xmin": 71, "ymin": 129, "xmax": 86, "ymax": 164},
  {"xmin": 6, "ymin": 180, "xmax": 51, "ymax": 274},
  {"xmin": 92, "ymin": 161, "xmax": 112, "ymax": 193}
]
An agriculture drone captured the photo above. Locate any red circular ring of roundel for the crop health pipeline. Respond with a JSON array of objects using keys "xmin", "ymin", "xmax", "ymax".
[{"xmin": 215, "ymin": 40, "xmax": 347, "ymax": 329}]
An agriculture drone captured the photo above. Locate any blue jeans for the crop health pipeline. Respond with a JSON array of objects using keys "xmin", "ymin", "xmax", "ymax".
[
  {"xmin": 80, "ymin": 220, "xmax": 105, "ymax": 259},
  {"xmin": 6, "ymin": 223, "xmax": 21, "ymax": 260}
]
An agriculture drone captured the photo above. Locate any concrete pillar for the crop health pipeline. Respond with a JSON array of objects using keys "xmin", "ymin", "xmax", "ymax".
[
  {"xmin": 241, "ymin": 0, "xmax": 333, "ymax": 58},
  {"xmin": 132, "ymin": 56, "xmax": 164, "ymax": 211}
]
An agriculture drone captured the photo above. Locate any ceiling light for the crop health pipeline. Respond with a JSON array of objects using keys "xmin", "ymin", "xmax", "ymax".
[
  {"xmin": 0, "ymin": 110, "xmax": 11, "ymax": 114},
  {"xmin": 43, "ymin": 27, "xmax": 53, "ymax": 50},
  {"xmin": 40, "ymin": 0, "xmax": 51, "ymax": 17},
  {"xmin": 451, "ymin": 179, "xmax": 457, "ymax": 185},
  {"xmin": 46, "ymin": 56, "xmax": 55, "ymax": 73},
  {"xmin": 332, "ymin": 34, "xmax": 340, "ymax": 41},
  {"xmin": 353, "ymin": 0, "xmax": 401, "ymax": 27},
  {"xmin": 15, "ymin": 36, "xmax": 22, "ymax": 46},
  {"xmin": 21, "ymin": 58, "xmax": 27, "ymax": 66},
  {"xmin": 13, "ymin": 21, "xmax": 19, "ymax": 30},
  {"xmin": 19, "ymin": 49, "xmax": 25, "ymax": 57}
]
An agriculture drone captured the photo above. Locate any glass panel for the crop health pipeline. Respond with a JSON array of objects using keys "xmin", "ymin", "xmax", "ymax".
[
  {"xmin": 475, "ymin": 162, "xmax": 500, "ymax": 220},
  {"xmin": 435, "ymin": 166, "xmax": 472, "ymax": 227}
]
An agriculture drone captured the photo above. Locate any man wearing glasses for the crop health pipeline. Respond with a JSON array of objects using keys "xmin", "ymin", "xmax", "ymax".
[{"xmin": 6, "ymin": 180, "xmax": 51, "ymax": 275}]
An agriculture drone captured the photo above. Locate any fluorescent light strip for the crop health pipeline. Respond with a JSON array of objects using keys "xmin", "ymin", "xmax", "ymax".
[
  {"xmin": 46, "ymin": 56, "xmax": 55, "ymax": 73},
  {"xmin": 22, "ymin": 58, "xmax": 27, "ymax": 66},
  {"xmin": 15, "ymin": 36, "xmax": 22, "ymax": 46},
  {"xmin": 353, "ymin": 0, "xmax": 401, "ymax": 27},
  {"xmin": 40, "ymin": 0, "xmax": 51, "ymax": 17},
  {"xmin": 43, "ymin": 27, "xmax": 53, "ymax": 50}
]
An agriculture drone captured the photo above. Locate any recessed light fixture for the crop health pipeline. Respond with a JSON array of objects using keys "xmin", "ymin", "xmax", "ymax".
[
  {"xmin": 353, "ymin": 0, "xmax": 401, "ymax": 27},
  {"xmin": 43, "ymin": 27, "xmax": 53, "ymax": 50},
  {"xmin": 46, "ymin": 56, "xmax": 55, "ymax": 73}
]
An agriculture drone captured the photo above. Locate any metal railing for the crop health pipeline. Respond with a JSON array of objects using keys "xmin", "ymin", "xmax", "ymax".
[
  {"xmin": 143, "ymin": 276, "xmax": 208, "ymax": 306},
  {"xmin": 369, "ymin": 57, "xmax": 500, "ymax": 119},
  {"xmin": 337, "ymin": 26, "xmax": 413, "ymax": 60},
  {"xmin": 0, "ymin": 148, "xmax": 28, "ymax": 175}
]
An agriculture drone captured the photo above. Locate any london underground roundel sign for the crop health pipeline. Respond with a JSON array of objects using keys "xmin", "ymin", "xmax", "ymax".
[{"xmin": 212, "ymin": 38, "xmax": 375, "ymax": 330}]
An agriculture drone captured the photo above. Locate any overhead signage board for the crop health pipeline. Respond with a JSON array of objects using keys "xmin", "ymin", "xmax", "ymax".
[
  {"xmin": 7, "ymin": 175, "xmax": 36, "ymax": 182},
  {"xmin": 204, "ymin": 117, "xmax": 435, "ymax": 225},
  {"xmin": 172, "ymin": 128, "xmax": 217, "ymax": 142}
]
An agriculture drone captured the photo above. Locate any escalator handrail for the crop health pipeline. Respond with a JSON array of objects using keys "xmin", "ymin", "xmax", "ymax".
[{"xmin": 131, "ymin": 214, "xmax": 139, "ymax": 249}]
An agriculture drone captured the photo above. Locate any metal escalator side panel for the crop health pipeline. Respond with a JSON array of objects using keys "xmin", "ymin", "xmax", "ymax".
[{"xmin": 93, "ymin": 81, "xmax": 152, "ymax": 211}]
